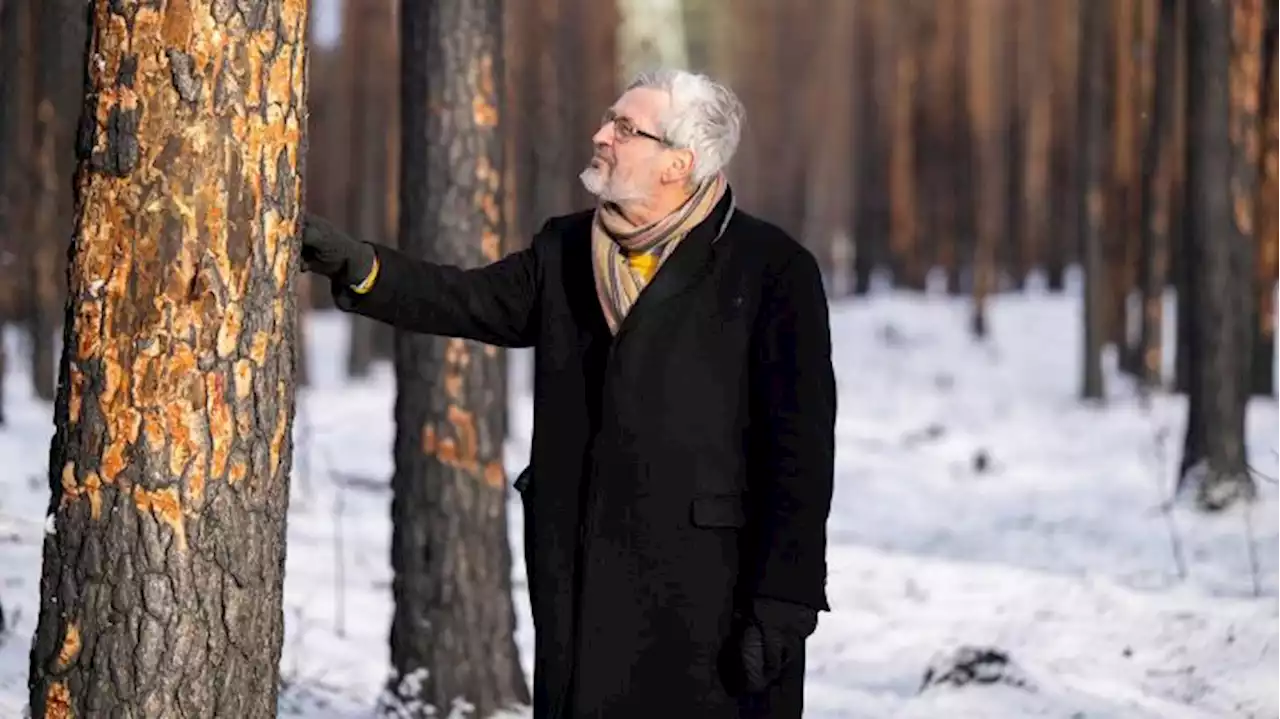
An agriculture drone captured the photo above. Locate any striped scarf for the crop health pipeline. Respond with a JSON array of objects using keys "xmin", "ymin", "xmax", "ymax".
[{"xmin": 591, "ymin": 172, "xmax": 729, "ymax": 334}]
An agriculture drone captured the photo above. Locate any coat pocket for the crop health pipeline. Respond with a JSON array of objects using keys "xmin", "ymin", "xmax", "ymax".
[{"xmin": 690, "ymin": 495, "xmax": 747, "ymax": 528}]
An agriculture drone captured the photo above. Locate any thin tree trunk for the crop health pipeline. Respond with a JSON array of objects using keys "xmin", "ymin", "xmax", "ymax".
[
  {"xmin": 27, "ymin": 0, "xmax": 88, "ymax": 402},
  {"xmin": 1109, "ymin": 0, "xmax": 1144, "ymax": 375},
  {"xmin": 1047, "ymin": 0, "xmax": 1081, "ymax": 292},
  {"xmin": 887, "ymin": 2, "xmax": 922, "ymax": 290},
  {"xmin": 968, "ymin": 0, "xmax": 1007, "ymax": 338},
  {"xmin": 386, "ymin": 0, "xmax": 529, "ymax": 714},
  {"xmin": 27, "ymin": 1, "xmax": 307, "ymax": 715},
  {"xmin": 1020, "ymin": 0, "xmax": 1052, "ymax": 291},
  {"xmin": 1177, "ymin": 0, "xmax": 1256, "ymax": 509},
  {"xmin": 851, "ymin": 0, "xmax": 889, "ymax": 294},
  {"xmin": 1079, "ymin": 0, "xmax": 1110, "ymax": 400},
  {"xmin": 1138, "ymin": 0, "xmax": 1182, "ymax": 391},
  {"xmin": 0, "ymin": 0, "xmax": 36, "ymax": 424}
]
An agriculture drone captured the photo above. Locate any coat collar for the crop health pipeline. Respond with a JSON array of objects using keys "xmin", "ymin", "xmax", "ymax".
[{"xmin": 609, "ymin": 185, "xmax": 737, "ymax": 345}]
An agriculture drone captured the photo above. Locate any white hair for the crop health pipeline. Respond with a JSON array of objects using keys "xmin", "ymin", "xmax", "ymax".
[{"xmin": 626, "ymin": 68, "xmax": 745, "ymax": 185}]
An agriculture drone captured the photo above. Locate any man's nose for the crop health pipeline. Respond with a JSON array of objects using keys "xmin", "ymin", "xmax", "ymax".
[{"xmin": 592, "ymin": 120, "xmax": 614, "ymax": 146}]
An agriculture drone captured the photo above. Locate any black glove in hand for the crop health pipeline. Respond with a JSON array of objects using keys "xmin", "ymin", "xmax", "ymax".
[
  {"xmin": 739, "ymin": 598, "xmax": 818, "ymax": 694},
  {"xmin": 300, "ymin": 213, "xmax": 376, "ymax": 287}
]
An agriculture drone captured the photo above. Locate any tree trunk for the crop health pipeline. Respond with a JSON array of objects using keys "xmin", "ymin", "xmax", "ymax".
[
  {"xmin": 616, "ymin": 0, "xmax": 687, "ymax": 83},
  {"xmin": 1047, "ymin": 0, "xmax": 1081, "ymax": 292},
  {"xmin": 968, "ymin": 0, "xmax": 1007, "ymax": 338},
  {"xmin": 0, "ymin": 0, "xmax": 36, "ymax": 425},
  {"xmin": 850, "ymin": 0, "xmax": 890, "ymax": 294},
  {"xmin": 1177, "ymin": 0, "xmax": 1256, "ymax": 510},
  {"xmin": 1109, "ymin": 0, "xmax": 1145, "ymax": 376},
  {"xmin": 1251, "ymin": 3, "xmax": 1277, "ymax": 396},
  {"xmin": 1020, "ymin": 0, "xmax": 1053, "ymax": 291},
  {"xmin": 888, "ymin": 2, "xmax": 922, "ymax": 290},
  {"xmin": 385, "ymin": 0, "xmax": 529, "ymax": 715},
  {"xmin": 27, "ymin": 0, "xmax": 88, "ymax": 402},
  {"xmin": 1138, "ymin": 0, "xmax": 1182, "ymax": 391},
  {"xmin": 26, "ymin": 1, "xmax": 307, "ymax": 715},
  {"xmin": 1079, "ymin": 0, "xmax": 1110, "ymax": 400}
]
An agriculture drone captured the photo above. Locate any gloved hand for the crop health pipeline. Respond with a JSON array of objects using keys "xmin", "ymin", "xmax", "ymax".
[
  {"xmin": 738, "ymin": 597, "xmax": 818, "ymax": 693},
  {"xmin": 300, "ymin": 214, "xmax": 376, "ymax": 287}
]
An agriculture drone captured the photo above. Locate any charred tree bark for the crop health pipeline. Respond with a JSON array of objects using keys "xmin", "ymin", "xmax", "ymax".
[
  {"xmin": 1177, "ymin": 0, "xmax": 1255, "ymax": 509},
  {"xmin": 1138, "ymin": 0, "xmax": 1183, "ymax": 391},
  {"xmin": 1078, "ymin": 0, "xmax": 1110, "ymax": 399},
  {"xmin": 386, "ymin": 0, "xmax": 529, "ymax": 715},
  {"xmin": 26, "ymin": 1, "xmax": 307, "ymax": 716}
]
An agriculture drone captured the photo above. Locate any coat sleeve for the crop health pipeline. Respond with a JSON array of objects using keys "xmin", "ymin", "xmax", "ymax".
[
  {"xmin": 747, "ymin": 248, "xmax": 837, "ymax": 612},
  {"xmin": 331, "ymin": 239, "xmax": 541, "ymax": 348}
]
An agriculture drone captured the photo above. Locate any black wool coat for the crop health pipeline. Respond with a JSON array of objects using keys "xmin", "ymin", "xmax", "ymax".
[{"xmin": 334, "ymin": 191, "xmax": 837, "ymax": 719}]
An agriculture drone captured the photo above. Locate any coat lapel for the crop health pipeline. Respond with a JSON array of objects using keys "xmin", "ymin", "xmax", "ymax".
[{"xmin": 611, "ymin": 189, "xmax": 736, "ymax": 345}]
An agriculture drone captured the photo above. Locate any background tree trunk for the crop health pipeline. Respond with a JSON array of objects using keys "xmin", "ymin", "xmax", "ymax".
[
  {"xmin": 1078, "ymin": 0, "xmax": 1110, "ymax": 400},
  {"xmin": 386, "ymin": 0, "xmax": 529, "ymax": 715},
  {"xmin": 1177, "ymin": 0, "xmax": 1255, "ymax": 510},
  {"xmin": 1138, "ymin": 0, "xmax": 1182, "ymax": 391},
  {"xmin": 967, "ymin": 0, "xmax": 1007, "ymax": 338},
  {"xmin": 0, "ymin": 0, "xmax": 37, "ymax": 425},
  {"xmin": 27, "ymin": 0, "xmax": 88, "ymax": 402},
  {"xmin": 26, "ymin": 1, "xmax": 307, "ymax": 715},
  {"xmin": 1047, "ymin": 0, "xmax": 1081, "ymax": 292},
  {"xmin": 1251, "ymin": 1, "xmax": 1277, "ymax": 396}
]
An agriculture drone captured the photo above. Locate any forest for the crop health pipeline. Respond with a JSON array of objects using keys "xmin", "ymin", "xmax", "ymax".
[{"xmin": 0, "ymin": 0, "xmax": 1276, "ymax": 717}]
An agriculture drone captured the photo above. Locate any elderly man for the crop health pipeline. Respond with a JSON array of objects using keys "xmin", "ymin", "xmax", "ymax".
[{"xmin": 301, "ymin": 69, "xmax": 836, "ymax": 719}]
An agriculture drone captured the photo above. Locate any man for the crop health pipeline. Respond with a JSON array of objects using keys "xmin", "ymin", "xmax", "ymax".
[{"xmin": 302, "ymin": 69, "xmax": 836, "ymax": 719}]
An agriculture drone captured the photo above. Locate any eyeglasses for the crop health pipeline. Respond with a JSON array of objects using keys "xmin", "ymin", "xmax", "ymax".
[{"xmin": 601, "ymin": 109, "xmax": 669, "ymax": 146}]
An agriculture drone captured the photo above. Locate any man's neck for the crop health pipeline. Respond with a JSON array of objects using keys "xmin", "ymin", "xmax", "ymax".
[{"xmin": 615, "ymin": 186, "xmax": 695, "ymax": 227}]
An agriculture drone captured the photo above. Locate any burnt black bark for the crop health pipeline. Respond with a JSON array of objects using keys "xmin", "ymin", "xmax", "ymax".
[
  {"xmin": 26, "ymin": 1, "xmax": 307, "ymax": 716},
  {"xmin": 1177, "ymin": 0, "xmax": 1255, "ymax": 510},
  {"xmin": 385, "ymin": 0, "xmax": 529, "ymax": 716}
]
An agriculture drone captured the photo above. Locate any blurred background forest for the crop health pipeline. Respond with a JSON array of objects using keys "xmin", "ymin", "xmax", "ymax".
[{"xmin": 1, "ymin": 0, "xmax": 1276, "ymax": 425}]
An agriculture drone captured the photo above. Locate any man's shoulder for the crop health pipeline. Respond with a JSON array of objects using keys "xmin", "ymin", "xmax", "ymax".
[
  {"xmin": 723, "ymin": 208, "xmax": 819, "ymax": 273},
  {"xmin": 535, "ymin": 208, "xmax": 596, "ymax": 240}
]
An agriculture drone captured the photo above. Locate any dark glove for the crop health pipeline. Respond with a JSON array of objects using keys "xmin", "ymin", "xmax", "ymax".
[
  {"xmin": 739, "ymin": 598, "xmax": 818, "ymax": 693},
  {"xmin": 300, "ymin": 214, "xmax": 376, "ymax": 287}
]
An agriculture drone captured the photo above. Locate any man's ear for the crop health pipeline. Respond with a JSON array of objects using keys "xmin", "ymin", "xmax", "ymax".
[{"xmin": 664, "ymin": 148, "xmax": 695, "ymax": 185}]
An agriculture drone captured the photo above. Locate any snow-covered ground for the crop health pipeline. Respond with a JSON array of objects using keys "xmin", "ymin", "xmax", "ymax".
[{"xmin": 0, "ymin": 285, "xmax": 1276, "ymax": 718}]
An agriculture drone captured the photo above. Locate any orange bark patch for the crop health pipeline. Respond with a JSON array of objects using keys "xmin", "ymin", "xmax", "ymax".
[
  {"xmin": 56, "ymin": 622, "xmax": 81, "ymax": 670},
  {"xmin": 75, "ymin": 302, "xmax": 103, "ymax": 361},
  {"xmin": 446, "ymin": 405, "xmax": 479, "ymax": 474},
  {"xmin": 217, "ymin": 303, "xmax": 243, "ymax": 358},
  {"xmin": 481, "ymin": 230, "xmax": 501, "ymax": 262},
  {"xmin": 228, "ymin": 457, "xmax": 248, "ymax": 485},
  {"xmin": 206, "ymin": 373, "xmax": 232, "ymax": 482},
  {"xmin": 84, "ymin": 472, "xmax": 103, "ymax": 520},
  {"xmin": 268, "ymin": 381, "xmax": 289, "ymax": 477},
  {"xmin": 422, "ymin": 425, "xmax": 437, "ymax": 454},
  {"xmin": 59, "ymin": 462, "xmax": 78, "ymax": 509},
  {"xmin": 249, "ymin": 331, "xmax": 270, "ymax": 365},
  {"xmin": 483, "ymin": 460, "xmax": 505, "ymax": 489},
  {"xmin": 473, "ymin": 94, "xmax": 499, "ymax": 128},
  {"xmin": 43, "ymin": 680, "xmax": 71, "ymax": 719},
  {"xmin": 160, "ymin": 0, "xmax": 194, "ymax": 49},
  {"xmin": 67, "ymin": 366, "xmax": 85, "ymax": 425},
  {"xmin": 234, "ymin": 359, "xmax": 254, "ymax": 399},
  {"xmin": 133, "ymin": 486, "xmax": 186, "ymax": 551}
]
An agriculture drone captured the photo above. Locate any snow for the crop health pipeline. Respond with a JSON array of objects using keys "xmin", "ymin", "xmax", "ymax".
[{"xmin": 0, "ymin": 285, "xmax": 1276, "ymax": 718}]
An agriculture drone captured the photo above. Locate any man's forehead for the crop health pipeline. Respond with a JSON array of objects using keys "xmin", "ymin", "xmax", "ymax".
[{"xmin": 612, "ymin": 87, "xmax": 669, "ymax": 124}]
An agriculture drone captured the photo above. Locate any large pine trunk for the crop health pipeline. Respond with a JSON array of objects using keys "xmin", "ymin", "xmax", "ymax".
[
  {"xmin": 386, "ymin": 0, "xmax": 529, "ymax": 715},
  {"xmin": 26, "ymin": 1, "xmax": 307, "ymax": 715},
  {"xmin": 1177, "ymin": 0, "xmax": 1256, "ymax": 509}
]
